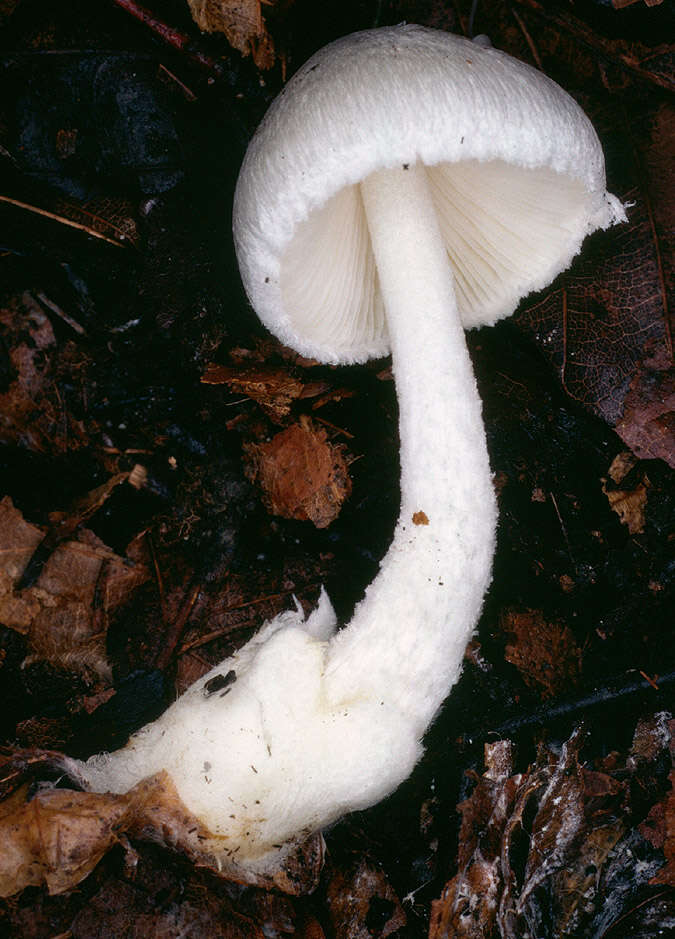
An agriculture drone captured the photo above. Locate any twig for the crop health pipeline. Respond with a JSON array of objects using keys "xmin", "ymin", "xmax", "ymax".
[
  {"xmin": 0, "ymin": 195, "xmax": 125, "ymax": 248},
  {"xmin": 481, "ymin": 669, "xmax": 675, "ymax": 738},
  {"xmin": 155, "ymin": 580, "xmax": 203, "ymax": 670},
  {"xmin": 110, "ymin": 0, "xmax": 225, "ymax": 78},
  {"xmin": 510, "ymin": 5, "xmax": 544, "ymax": 70},
  {"xmin": 549, "ymin": 490, "xmax": 575, "ymax": 565},
  {"xmin": 145, "ymin": 531, "xmax": 167, "ymax": 623},
  {"xmin": 35, "ymin": 291, "xmax": 86, "ymax": 336}
]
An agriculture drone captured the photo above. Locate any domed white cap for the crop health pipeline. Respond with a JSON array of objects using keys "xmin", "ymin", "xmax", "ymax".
[{"xmin": 233, "ymin": 24, "xmax": 625, "ymax": 365}]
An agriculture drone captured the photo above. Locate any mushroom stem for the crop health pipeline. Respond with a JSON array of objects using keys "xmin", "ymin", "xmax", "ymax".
[{"xmin": 326, "ymin": 163, "xmax": 497, "ymax": 733}]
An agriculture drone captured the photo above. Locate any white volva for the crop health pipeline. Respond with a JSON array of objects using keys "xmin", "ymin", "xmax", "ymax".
[{"xmin": 75, "ymin": 25, "xmax": 625, "ymax": 880}]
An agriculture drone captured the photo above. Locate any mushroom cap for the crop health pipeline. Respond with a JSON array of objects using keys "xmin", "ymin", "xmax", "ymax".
[{"xmin": 233, "ymin": 24, "xmax": 625, "ymax": 365}]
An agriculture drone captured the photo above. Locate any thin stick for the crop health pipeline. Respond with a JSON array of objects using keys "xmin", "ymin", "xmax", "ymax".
[{"xmin": 0, "ymin": 195, "xmax": 125, "ymax": 248}]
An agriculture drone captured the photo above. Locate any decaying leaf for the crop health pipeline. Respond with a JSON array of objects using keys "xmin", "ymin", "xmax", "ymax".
[
  {"xmin": 186, "ymin": 0, "xmax": 275, "ymax": 69},
  {"xmin": 0, "ymin": 768, "xmax": 323, "ymax": 898},
  {"xmin": 502, "ymin": 608, "xmax": 582, "ymax": 698},
  {"xmin": 244, "ymin": 416, "xmax": 352, "ymax": 528},
  {"xmin": 601, "ymin": 450, "xmax": 650, "ymax": 534},
  {"xmin": 431, "ymin": 715, "xmax": 674, "ymax": 938},
  {"xmin": 431, "ymin": 733, "xmax": 590, "ymax": 938},
  {"xmin": 429, "ymin": 740, "xmax": 519, "ymax": 939},
  {"xmin": 0, "ymin": 496, "xmax": 149, "ymax": 680},
  {"xmin": 325, "ymin": 855, "xmax": 406, "ymax": 938},
  {"xmin": 615, "ymin": 344, "xmax": 675, "ymax": 467}
]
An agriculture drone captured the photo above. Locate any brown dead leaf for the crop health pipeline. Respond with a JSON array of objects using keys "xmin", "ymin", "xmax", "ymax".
[
  {"xmin": 325, "ymin": 855, "xmax": 406, "ymax": 938},
  {"xmin": 0, "ymin": 785, "xmax": 133, "ymax": 897},
  {"xmin": 502, "ymin": 609, "xmax": 582, "ymax": 698},
  {"xmin": 202, "ymin": 361, "xmax": 304, "ymax": 421},
  {"xmin": 0, "ymin": 496, "xmax": 149, "ymax": 680},
  {"xmin": 187, "ymin": 0, "xmax": 276, "ymax": 69},
  {"xmin": 244, "ymin": 416, "xmax": 352, "ymax": 528},
  {"xmin": 601, "ymin": 450, "xmax": 650, "ymax": 534}
]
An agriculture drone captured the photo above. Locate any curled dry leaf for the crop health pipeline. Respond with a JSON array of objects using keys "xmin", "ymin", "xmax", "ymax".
[
  {"xmin": 501, "ymin": 608, "xmax": 582, "ymax": 699},
  {"xmin": 187, "ymin": 0, "xmax": 275, "ymax": 69},
  {"xmin": 0, "ymin": 769, "xmax": 324, "ymax": 898},
  {"xmin": 601, "ymin": 450, "xmax": 650, "ymax": 535},
  {"xmin": 0, "ymin": 496, "xmax": 149, "ymax": 680},
  {"xmin": 244, "ymin": 416, "xmax": 352, "ymax": 528}
]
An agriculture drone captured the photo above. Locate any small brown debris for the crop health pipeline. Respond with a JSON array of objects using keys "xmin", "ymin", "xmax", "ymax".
[
  {"xmin": 412, "ymin": 510, "xmax": 429, "ymax": 526},
  {"xmin": 244, "ymin": 416, "xmax": 351, "ymax": 528},
  {"xmin": 202, "ymin": 361, "xmax": 304, "ymax": 421}
]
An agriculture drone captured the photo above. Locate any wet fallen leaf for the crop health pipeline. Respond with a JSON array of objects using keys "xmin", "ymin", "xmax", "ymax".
[
  {"xmin": 244, "ymin": 416, "xmax": 352, "ymax": 528},
  {"xmin": 71, "ymin": 878, "xmax": 259, "ymax": 939},
  {"xmin": 502, "ymin": 608, "xmax": 583, "ymax": 698},
  {"xmin": 431, "ymin": 732, "xmax": 586, "ymax": 938},
  {"xmin": 552, "ymin": 818, "xmax": 626, "ymax": 936},
  {"xmin": 649, "ymin": 772, "xmax": 675, "ymax": 886},
  {"xmin": 187, "ymin": 0, "xmax": 276, "ymax": 69},
  {"xmin": 432, "ymin": 715, "xmax": 673, "ymax": 938},
  {"xmin": 647, "ymin": 716, "xmax": 675, "ymax": 887},
  {"xmin": 429, "ymin": 740, "xmax": 518, "ymax": 939}
]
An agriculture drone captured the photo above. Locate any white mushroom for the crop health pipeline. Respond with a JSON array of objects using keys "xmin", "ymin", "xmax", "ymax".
[{"xmin": 74, "ymin": 26, "xmax": 625, "ymax": 882}]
